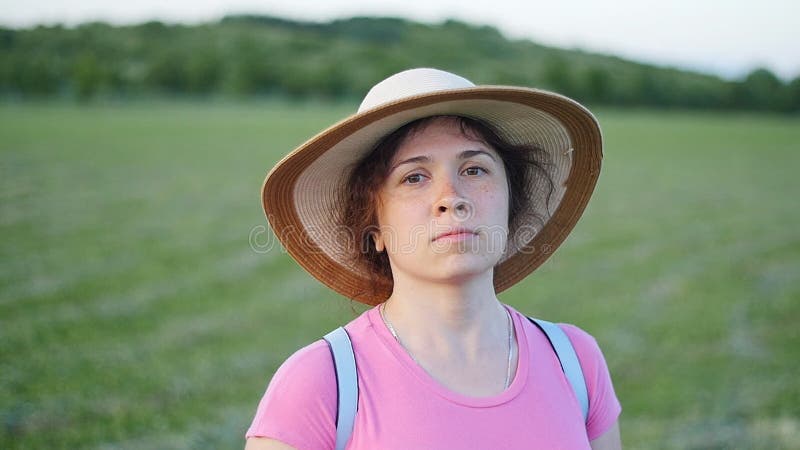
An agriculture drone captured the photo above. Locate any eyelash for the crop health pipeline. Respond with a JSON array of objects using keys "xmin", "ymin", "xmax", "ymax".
[
  {"xmin": 401, "ymin": 166, "xmax": 488, "ymax": 185},
  {"xmin": 462, "ymin": 166, "xmax": 487, "ymax": 176}
]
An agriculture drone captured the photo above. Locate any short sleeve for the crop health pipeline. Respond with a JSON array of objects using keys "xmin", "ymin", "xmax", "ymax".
[
  {"xmin": 245, "ymin": 339, "xmax": 337, "ymax": 450},
  {"xmin": 559, "ymin": 324, "xmax": 622, "ymax": 441}
]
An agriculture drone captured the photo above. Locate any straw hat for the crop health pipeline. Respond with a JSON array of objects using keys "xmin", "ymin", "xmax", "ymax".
[{"xmin": 261, "ymin": 68, "xmax": 602, "ymax": 305}]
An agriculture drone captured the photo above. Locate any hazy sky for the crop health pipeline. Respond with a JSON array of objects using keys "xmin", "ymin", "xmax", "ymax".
[{"xmin": 2, "ymin": 0, "xmax": 798, "ymax": 81}]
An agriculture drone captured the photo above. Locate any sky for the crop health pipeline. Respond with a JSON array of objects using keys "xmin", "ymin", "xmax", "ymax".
[{"xmin": 1, "ymin": 0, "xmax": 798, "ymax": 81}]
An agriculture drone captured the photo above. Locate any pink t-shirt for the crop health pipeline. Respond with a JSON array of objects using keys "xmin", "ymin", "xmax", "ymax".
[{"xmin": 246, "ymin": 304, "xmax": 621, "ymax": 449}]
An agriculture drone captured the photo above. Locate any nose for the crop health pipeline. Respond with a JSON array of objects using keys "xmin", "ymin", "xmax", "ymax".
[
  {"xmin": 436, "ymin": 197, "xmax": 471, "ymax": 221},
  {"xmin": 434, "ymin": 178, "xmax": 472, "ymax": 221}
]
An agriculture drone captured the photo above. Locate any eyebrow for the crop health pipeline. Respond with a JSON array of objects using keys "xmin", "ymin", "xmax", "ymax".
[{"xmin": 390, "ymin": 149, "xmax": 497, "ymax": 173}]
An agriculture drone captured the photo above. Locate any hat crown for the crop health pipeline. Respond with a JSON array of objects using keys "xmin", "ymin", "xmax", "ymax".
[{"xmin": 358, "ymin": 68, "xmax": 475, "ymax": 113}]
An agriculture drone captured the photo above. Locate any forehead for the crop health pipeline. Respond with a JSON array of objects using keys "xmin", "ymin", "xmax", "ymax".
[{"xmin": 391, "ymin": 117, "xmax": 498, "ymax": 161}]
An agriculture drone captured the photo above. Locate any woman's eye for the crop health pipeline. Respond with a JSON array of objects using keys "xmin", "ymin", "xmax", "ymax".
[
  {"xmin": 403, "ymin": 173, "xmax": 424, "ymax": 184},
  {"xmin": 463, "ymin": 166, "xmax": 486, "ymax": 176}
]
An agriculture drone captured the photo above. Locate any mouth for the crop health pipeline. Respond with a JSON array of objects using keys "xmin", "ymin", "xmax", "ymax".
[{"xmin": 432, "ymin": 228, "xmax": 478, "ymax": 242}]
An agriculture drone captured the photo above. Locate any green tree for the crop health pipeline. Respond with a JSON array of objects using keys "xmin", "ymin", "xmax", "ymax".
[
  {"xmin": 146, "ymin": 50, "xmax": 188, "ymax": 92},
  {"xmin": 786, "ymin": 75, "xmax": 800, "ymax": 112},
  {"xmin": 185, "ymin": 50, "xmax": 221, "ymax": 94},
  {"xmin": 580, "ymin": 66, "xmax": 612, "ymax": 103},
  {"xmin": 542, "ymin": 55, "xmax": 574, "ymax": 97},
  {"xmin": 632, "ymin": 67, "xmax": 667, "ymax": 107},
  {"xmin": 12, "ymin": 54, "xmax": 60, "ymax": 95},
  {"xmin": 72, "ymin": 52, "xmax": 103, "ymax": 100},
  {"xmin": 734, "ymin": 68, "xmax": 787, "ymax": 111}
]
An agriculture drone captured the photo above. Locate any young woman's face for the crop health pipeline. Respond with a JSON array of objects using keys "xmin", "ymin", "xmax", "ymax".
[{"xmin": 373, "ymin": 118, "xmax": 510, "ymax": 285}]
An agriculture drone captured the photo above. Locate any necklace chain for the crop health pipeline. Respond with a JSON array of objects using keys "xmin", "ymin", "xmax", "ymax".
[{"xmin": 379, "ymin": 303, "xmax": 514, "ymax": 390}]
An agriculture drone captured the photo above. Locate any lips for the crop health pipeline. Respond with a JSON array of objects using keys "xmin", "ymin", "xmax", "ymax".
[{"xmin": 432, "ymin": 227, "xmax": 477, "ymax": 242}]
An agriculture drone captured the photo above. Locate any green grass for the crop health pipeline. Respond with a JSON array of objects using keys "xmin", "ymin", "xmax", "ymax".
[{"xmin": 1, "ymin": 102, "xmax": 798, "ymax": 449}]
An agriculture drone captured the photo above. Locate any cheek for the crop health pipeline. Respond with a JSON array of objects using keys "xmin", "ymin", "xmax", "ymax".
[
  {"xmin": 376, "ymin": 199, "xmax": 424, "ymax": 244},
  {"xmin": 477, "ymin": 182, "xmax": 510, "ymax": 218}
]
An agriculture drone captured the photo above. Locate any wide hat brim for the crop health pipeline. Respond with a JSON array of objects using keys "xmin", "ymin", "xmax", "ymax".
[{"xmin": 262, "ymin": 85, "xmax": 602, "ymax": 305}]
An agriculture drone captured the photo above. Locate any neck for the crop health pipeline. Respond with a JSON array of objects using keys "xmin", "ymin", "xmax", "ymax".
[{"xmin": 381, "ymin": 269, "xmax": 509, "ymax": 361}]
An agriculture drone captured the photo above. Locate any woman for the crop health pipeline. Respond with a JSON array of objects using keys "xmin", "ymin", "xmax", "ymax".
[{"xmin": 246, "ymin": 68, "xmax": 622, "ymax": 449}]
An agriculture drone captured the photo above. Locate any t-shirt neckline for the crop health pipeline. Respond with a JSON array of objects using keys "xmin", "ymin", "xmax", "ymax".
[{"xmin": 367, "ymin": 303, "xmax": 530, "ymax": 408}]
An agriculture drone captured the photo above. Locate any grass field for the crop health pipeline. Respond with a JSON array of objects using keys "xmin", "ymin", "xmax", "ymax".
[{"xmin": 1, "ymin": 101, "xmax": 799, "ymax": 449}]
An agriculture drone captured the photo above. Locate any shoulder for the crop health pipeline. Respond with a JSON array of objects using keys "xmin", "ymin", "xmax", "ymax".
[
  {"xmin": 555, "ymin": 322, "xmax": 622, "ymax": 441},
  {"xmin": 552, "ymin": 322, "xmax": 611, "ymax": 390},
  {"xmin": 557, "ymin": 323, "xmax": 604, "ymax": 360},
  {"xmin": 518, "ymin": 313, "xmax": 605, "ymax": 364},
  {"xmin": 272, "ymin": 308, "xmax": 373, "ymax": 386},
  {"xmin": 246, "ymin": 310, "xmax": 374, "ymax": 446},
  {"xmin": 256, "ymin": 339, "xmax": 338, "ymax": 417},
  {"xmin": 245, "ymin": 339, "xmax": 338, "ymax": 447},
  {"xmin": 271, "ymin": 339, "xmax": 335, "ymax": 388},
  {"xmin": 522, "ymin": 317, "xmax": 609, "ymax": 392}
]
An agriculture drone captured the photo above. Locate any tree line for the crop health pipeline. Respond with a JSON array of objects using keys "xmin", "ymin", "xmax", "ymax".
[{"xmin": 1, "ymin": 15, "xmax": 798, "ymax": 112}]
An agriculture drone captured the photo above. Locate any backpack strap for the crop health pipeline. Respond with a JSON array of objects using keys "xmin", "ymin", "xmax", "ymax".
[
  {"xmin": 323, "ymin": 327, "xmax": 358, "ymax": 450},
  {"xmin": 528, "ymin": 317, "xmax": 590, "ymax": 422}
]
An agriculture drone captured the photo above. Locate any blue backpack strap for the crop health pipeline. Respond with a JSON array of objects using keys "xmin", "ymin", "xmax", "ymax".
[
  {"xmin": 528, "ymin": 317, "xmax": 590, "ymax": 422},
  {"xmin": 323, "ymin": 327, "xmax": 358, "ymax": 450}
]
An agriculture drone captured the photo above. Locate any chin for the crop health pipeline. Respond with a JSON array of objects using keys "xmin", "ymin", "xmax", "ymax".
[
  {"xmin": 389, "ymin": 247, "xmax": 504, "ymax": 286},
  {"xmin": 424, "ymin": 254, "xmax": 500, "ymax": 284}
]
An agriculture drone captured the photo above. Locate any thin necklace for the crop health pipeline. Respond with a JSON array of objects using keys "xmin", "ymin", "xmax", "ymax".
[{"xmin": 379, "ymin": 303, "xmax": 515, "ymax": 389}]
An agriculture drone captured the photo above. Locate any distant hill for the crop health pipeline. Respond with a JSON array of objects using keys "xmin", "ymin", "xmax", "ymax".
[{"xmin": 0, "ymin": 15, "xmax": 797, "ymax": 112}]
